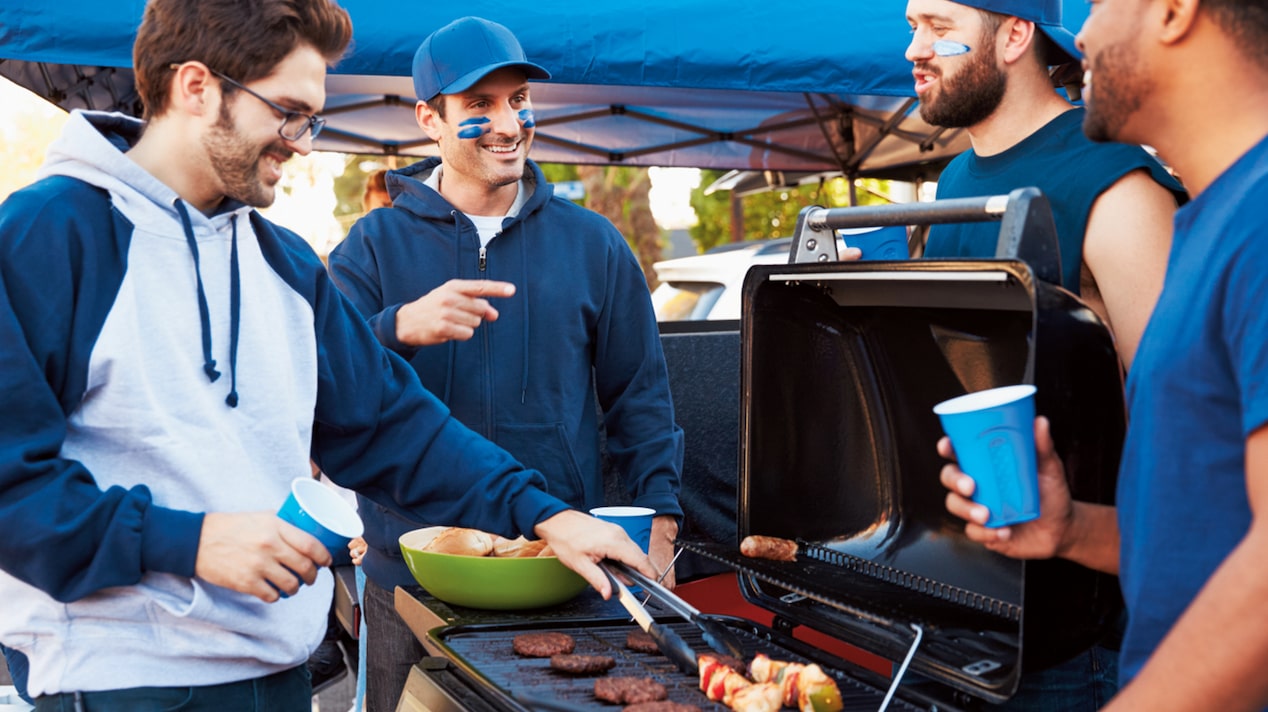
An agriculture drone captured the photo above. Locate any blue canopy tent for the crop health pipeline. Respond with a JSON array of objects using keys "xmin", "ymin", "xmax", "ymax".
[{"xmin": 0, "ymin": 1, "xmax": 1088, "ymax": 181}]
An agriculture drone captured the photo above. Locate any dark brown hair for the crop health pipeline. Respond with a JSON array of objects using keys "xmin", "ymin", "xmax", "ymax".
[
  {"xmin": 426, "ymin": 95, "xmax": 447, "ymax": 120},
  {"xmin": 133, "ymin": 0, "xmax": 353, "ymax": 119},
  {"xmin": 1204, "ymin": 1, "xmax": 1268, "ymax": 70},
  {"xmin": 979, "ymin": 9, "xmax": 1068, "ymax": 68}
]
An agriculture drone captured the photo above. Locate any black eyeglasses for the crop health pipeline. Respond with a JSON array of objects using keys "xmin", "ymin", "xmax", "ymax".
[{"xmin": 206, "ymin": 67, "xmax": 327, "ymax": 141}]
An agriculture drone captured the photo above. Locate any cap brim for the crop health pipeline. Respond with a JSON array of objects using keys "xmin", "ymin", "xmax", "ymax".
[
  {"xmin": 439, "ymin": 61, "xmax": 552, "ymax": 98},
  {"xmin": 1039, "ymin": 23, "xmax": 1080, "ymax": 65}
]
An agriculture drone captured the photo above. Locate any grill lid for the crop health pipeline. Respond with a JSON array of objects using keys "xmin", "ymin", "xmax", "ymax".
[{"xmin": 714, "ymin": 190, "xmax": 1124, "ymax": 704}]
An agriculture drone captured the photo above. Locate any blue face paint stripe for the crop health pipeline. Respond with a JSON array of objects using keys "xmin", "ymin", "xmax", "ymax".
[
  {"xmin": 457, "ymin": 117, "xmax": 490, "ymax": 140},
  {"xmin": 518, "ymin": 109, "xmax": 536, "ymax": 129},
  {"xmin": 933, "ymin": 40, "xmax": 971, "ymax": 56}
]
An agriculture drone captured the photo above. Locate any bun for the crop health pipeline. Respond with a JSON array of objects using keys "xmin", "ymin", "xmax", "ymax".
[
  {"xmin": 493, "ymin": 536, "xmax": 548, "ymax": 558},
  {"xmin": 400, "ymin": 526, "xmax": 450, "ymax": 552},
  {"xmin": 424, "ymin": 527, "xmax": 495, "ymax": 557}
]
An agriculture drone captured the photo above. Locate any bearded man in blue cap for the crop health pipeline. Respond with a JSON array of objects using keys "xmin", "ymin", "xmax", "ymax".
[
  {"xmin": 905, "ymin": 0, "xmax": 1186, "ymax": 709},
  {"xmin": 908, "ymin": 0, "xmax": 1184, "ymax": 375},
  {"xmin": 329, "ymin": 17, "xmax": 684, "ymax": 711}
]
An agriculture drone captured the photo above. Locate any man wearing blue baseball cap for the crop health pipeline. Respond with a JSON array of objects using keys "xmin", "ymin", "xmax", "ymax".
[
  {"xmin": 905, "ymin": 0, "xmax": 1186, "ymax": 708},
  {"xmin": 329, "ymin": 17, "xmax": 685, "ymax": 711}
]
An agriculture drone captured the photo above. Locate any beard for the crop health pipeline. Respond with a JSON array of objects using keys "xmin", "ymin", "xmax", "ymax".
[
  {"xmin": 1083, "ymin": 41, "xmax": 1149, "ymax": 144},
  {"xmin": 918, "ymin": 44, "xmax": 1007, "ymax": 129},
  {"xmin": 203, "ymin": 101, "xmax": 290, "ymax": 208}
]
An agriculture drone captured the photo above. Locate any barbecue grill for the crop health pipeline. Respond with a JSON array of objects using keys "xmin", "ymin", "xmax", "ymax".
[{"xmin": 393, "ymin": 188, "xmax": 1125, "ymax": 711}]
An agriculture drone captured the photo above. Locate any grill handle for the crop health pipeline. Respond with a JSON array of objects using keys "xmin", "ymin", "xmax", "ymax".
[{"xmin": 789, "ymin": 186, "xmax": 1062, "ymax": 287}]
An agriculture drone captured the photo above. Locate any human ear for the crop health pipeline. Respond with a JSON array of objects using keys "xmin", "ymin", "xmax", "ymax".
[
  {"xmin": 415, "ymin": 100, "xmax": 445, "ymax": 142},
  {"xmin": 1001, "ymin": 17, "xmax": 1038, "ymax": 65}
]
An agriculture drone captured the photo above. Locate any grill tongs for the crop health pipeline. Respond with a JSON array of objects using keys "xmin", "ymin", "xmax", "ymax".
[
  {"xmin": 602, "ymin": 560, "xmax": 746, "ymax": 660},
  {"xmin": 599, "ymin": 560, "xmax": 699, "ymax": 675}
]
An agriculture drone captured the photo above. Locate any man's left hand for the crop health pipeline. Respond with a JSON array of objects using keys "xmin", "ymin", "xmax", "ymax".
[{"xmin": 649, "ymin": 515, "xmax": 679, "ymax": 589}]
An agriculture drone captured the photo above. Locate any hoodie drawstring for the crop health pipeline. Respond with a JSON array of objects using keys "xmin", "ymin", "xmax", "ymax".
[
  {"xmin": 519, "ymin": 233, "xmax": 529, "ymax": 404},
  {"xmin": 443, "ymin": 214, "xmax": 459, "ymax": 404},
  {"xmin": 225, "ymin": 216, "xmax": 241, "ymax": 407},
  {"xmin": 174, "ymin": 199, "xmax": 241, "ymax": 408}
]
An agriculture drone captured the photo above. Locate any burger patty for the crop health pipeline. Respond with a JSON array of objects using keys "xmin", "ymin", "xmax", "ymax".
[
  {"xmin": 625, "ymin": 628, "xmax": 660, "ymax": 654},
  {"xmin": 594, "ymin": 676, "xmax": 668, "ymax": 704},
  {"xmin": 549, "ymin": 653, "xmax": 617, "ymax": 675},
  {"xmin": 623, "ymin": 702, "xmax": 702, "ymax": 712},
  {"xmin": 512, "ymin": 632, "xmax": 576, "ymax": 657}
]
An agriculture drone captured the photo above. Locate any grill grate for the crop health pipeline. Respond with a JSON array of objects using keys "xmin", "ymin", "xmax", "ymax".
[
  {"xmin": 681, "ymin": 540, "xmax": 1020, "ymax": 626},
  {"xmin": 800, "ymin": 544, "xmax": 1021, "ymax": 621},
  {"xmin": 431, "ymin": 618, "xmax": 926, "ymax": 711}
]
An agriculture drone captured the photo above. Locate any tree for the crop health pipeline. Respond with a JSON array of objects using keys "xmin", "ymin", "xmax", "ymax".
[
  {"xmin": 688, "ymin": 170, "xmax": 897, "ymax": 253},
  {"xmin": 0, "ymin": 82, "xmax": 68, "ymax": 203},
  {"xmin": 574, "ymin": 165, "xmax": 662, "ymax": 289}
]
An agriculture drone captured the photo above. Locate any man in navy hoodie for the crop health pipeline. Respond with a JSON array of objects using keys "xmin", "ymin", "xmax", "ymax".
[
  {"xmin": 328, "ymin": 16, "xmax": 684, "ymax": 711},
  {"xmin": 0, "ymin": 1, "xmax": 653, "ymax": 709}
]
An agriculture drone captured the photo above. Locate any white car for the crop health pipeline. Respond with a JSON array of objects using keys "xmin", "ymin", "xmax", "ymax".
[
  {"xmin": 651, "ymin": 238, "xmax": 800, "ymax": 321},
  {"xmin": 652, "ymin": 227, "xmax": 907, "ymax": 321}
]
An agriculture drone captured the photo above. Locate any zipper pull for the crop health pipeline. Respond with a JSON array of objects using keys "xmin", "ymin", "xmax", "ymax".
[{"xmin": 479, "ymin": 245, "xmax": 487, "ymax": 272}]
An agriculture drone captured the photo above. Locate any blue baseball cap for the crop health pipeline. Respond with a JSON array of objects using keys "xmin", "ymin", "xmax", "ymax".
[
  {"xmin": 955, "ymin": 0, "xmax": 1079, "ymax": 65},
  {"xmin": 412, "ymin": 17, "xmax": 551, "ymax": 102}
]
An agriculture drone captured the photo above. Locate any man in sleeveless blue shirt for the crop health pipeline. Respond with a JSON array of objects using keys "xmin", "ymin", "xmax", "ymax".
[
  {"xmin": 942, "ymin": 1, "xmax": 1268, "ymax": 708},
  {"xmin": 908, "ymin": 0, "xmax": 1183, "ymax": 372}
]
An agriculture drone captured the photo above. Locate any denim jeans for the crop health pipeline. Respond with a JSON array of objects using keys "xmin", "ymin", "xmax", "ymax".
[
  {"xmin": 362, "ymin": 577, "xmax": 424, "ymax": 712},
  {"xmin": 33, "ymin": 665, "xmax": 310, "ymax": 711},
  {"xmin": 993, "ymin": 644, "xmax": 1119, "ymax": 711}
]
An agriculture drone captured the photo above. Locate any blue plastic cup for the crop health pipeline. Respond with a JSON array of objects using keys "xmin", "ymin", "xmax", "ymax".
[
  {"xmin": 933, "ymin": 385, "xmax": 1039, "ymax": 528},
  {"xmin": 589, "ymin": 506, "xmax": 654, "ymax": 552},
  {"xmin": 277, "ymin": 477, "xmax": 364, "ymax": 555},
  {"xmin": 839, "ymin": 225, "xmax": 909, "ymax": 260}
]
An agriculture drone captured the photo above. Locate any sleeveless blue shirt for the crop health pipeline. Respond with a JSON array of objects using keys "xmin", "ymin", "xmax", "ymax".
[{"xmin": 924, "ymin": 109, "xmax": 1183, "ymax": 294}]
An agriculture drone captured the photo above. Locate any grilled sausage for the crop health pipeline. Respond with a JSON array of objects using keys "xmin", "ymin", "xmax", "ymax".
[{"xmin": 739, "ymin": 535, "xmax": 797, "ymax": 562}]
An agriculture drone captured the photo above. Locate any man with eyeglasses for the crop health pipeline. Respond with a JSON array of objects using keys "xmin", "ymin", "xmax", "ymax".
[{"xmin": 0, "ymin": 1, "xmax": 655, "ymax": 710}]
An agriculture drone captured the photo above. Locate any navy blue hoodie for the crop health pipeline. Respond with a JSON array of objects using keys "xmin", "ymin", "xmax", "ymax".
[{"xmin": 330, "ymin": 158, "xmax": 684, "ymax": 587}]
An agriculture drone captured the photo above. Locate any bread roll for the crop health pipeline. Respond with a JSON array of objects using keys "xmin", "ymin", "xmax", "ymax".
[
  {"xmin": 493, "ymin": 536, "xmax": 548, "ymax": 558},
  {"xmin": 424, "ymin": 526, "xmax": 495, "ymax": 556},
  {"xmin": 400, "ymin": 526, "xmax": 450, "ymax": 552}
]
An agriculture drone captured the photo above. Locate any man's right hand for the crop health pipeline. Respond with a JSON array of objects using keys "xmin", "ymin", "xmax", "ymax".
[
  {"xmin": 396, "ymin": 279, "xmax": 516, "ymax": 346},
  {"xmin": 195, "ymin": 512, "xmax": 332, "ymax": 602}
]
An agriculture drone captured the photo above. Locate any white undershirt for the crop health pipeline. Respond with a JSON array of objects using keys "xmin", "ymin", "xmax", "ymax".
[{"xmin": 424, "ymin": 164, "xmax": 529, "ymax": 247}]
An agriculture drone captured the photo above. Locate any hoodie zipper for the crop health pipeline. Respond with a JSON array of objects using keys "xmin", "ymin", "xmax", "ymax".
[{"xmin": 479, "ymin": 245, "xmax": 487, "ymax": 272}]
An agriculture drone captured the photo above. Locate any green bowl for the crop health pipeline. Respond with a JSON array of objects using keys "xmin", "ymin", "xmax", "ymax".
[{"xmin": 399, "ymin": 536, "xmax": 589, "ymax": 610}]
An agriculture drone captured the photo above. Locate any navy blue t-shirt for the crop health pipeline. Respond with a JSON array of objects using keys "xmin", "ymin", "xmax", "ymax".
[
  {"xmin": 925, "ymin": 109, "xmax": 1183, "ymax": 294},
  {"xmin": 1117, "ymin": 131, "xmax": 1268, "ymax": 691}
]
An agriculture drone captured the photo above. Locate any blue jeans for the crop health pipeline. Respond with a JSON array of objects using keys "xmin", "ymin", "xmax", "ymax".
[
  {"xmin": 993, "ymin": 645, "xmax": 1119, "ymax": 711},
  {"xmin": 362, "ymin": 577, "xmax": 424, "ymax": 712},
  {"xmin": 33, "ymin": 665, "xmax": 310, "ymax": 711}
]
